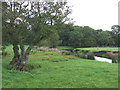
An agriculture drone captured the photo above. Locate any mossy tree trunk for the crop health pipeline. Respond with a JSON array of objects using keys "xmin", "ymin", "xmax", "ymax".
[{"xmin": 10, "ymin": 43, "xmax": 32, "ymax": 71}]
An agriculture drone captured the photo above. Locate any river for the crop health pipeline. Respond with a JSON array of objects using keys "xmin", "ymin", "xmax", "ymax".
[{"xmin": 94, "ymin": 56, "xmax": 112, "ymax": 63}]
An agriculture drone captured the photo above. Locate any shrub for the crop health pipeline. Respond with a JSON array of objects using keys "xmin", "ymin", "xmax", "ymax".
[
  {"xmin": 112, "ymin": 53, "xmax": 119, "ymax": 63},
  {"xmin": 87, "ymin": 52, "xmax": 95, "ymax": 60},
  {"xmin": 118, "ymin": 53, "xmax": 120, "ymax": 63},
  {"xmin": 64, "ymin": 51, "xmax": 72, "ymax": 55},
  {"xmin": 29, "ymin": 50, "xmax": 37, "ymax": 55},
  {"xmin": 77, "ymin": 52, "xmax": 87, "ymax": 59},
  {"xmin": 112, "ymin": 57, "xmax": 118, "ymax": 63},
  {"xmin": 72, "ymin": 50, "xmax": 79, "ymax": 56}
]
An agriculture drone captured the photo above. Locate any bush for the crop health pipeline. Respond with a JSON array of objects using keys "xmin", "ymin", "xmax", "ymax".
[
  {"xmin": 72, "ymin": 49, "xmax": 79, "ymax": 56},
  {"xmin": 87, "ymin": 52, "xmax": 95, "ymax": 60},
  {"xmin": 112, "ymin": 57, "xmax": 118, "ymax": 63},
  {"xmin": 64, "ymin": 49, "xmax": 95, "ymax": 60},
  {"xmin": 112, "ymin": 53, "xmax": 119, "ymax": 63},
  {"xmin": 77, "ymin": 51, "xmax": 87, "ymax": 59},
  {"xmin": 29, "ymin": 50, "xmax": 37, "ymax": 55},
  {"xmin": 118, "ymin": 53, "xmax": 120, "ymax": 63},
  {"xmin": 64, "ymin": 51, "xmax": 72, "ymax": 55}
]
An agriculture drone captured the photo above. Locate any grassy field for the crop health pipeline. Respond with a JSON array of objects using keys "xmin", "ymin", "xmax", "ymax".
[
  {"xmin": 2, "ymin": 45, "xmax": 118, "ymax": 88},
  {"xmin": 77, "ymin": 47, "xmax": 119, "ymax": 52},
  {"xmin": 57, "ymin": 46, "xmax": 75, "ymax": 50}
]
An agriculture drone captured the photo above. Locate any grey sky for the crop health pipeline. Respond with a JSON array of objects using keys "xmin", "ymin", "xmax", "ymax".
[{"xmin": 67, "ymin": 0, "xmax": 119, "ymax": 31}]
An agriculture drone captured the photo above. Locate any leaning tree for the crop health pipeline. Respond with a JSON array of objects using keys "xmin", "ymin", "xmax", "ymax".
[{"xmin": 2, "ymin": 1, "xmax": 72, "ymax": 71}]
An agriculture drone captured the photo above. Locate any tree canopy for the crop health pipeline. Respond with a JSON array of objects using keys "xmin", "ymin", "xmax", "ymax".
[{"xmin": 2, "ymin": 1, "xmax": 72, "ymax": 70}]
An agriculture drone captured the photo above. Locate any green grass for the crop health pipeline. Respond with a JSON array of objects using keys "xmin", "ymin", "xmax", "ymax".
[
  {"xmin": 57, "ymin": 46, "xmax": 75, "ymax": 50},
  {"xmin": 2, "ymin": 45, "xmax": 118, "ymax": 88},
  {"xmin": 77, "ymin": 47, "xmax": 119, "ymax": 52}
]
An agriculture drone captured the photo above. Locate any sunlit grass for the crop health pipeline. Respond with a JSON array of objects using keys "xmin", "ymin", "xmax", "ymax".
[
  {"xmin": 77, "ymin": 47, "xmax": 119, "ymax": 52},
  {"xmin": 57, "ymin": 46, "xmax": 75, "ymax": 50}
]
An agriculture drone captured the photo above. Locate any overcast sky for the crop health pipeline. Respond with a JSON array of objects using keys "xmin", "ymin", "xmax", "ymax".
[{"xmin": 67, "ymin": 0, "xmax": 119, "ymax": 31}]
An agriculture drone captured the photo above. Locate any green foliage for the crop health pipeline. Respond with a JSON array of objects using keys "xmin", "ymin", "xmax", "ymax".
[
  {"xmin": 2, "ymin": 1, "xmax": 72, "ymax": 47},
  {"xmin": 73, "ymin": 51, "xmax": 94, "ymax": 60},
  {"xmin": 70, "ymin": 50, "xmax": 94, "ymax": 60},
  {"xmin": 96, "ymin": 30, "xmax": 115, "ymax": 46},
  {"xmin": 29, "ymin": 50, "xmax": 37, "ymax": 55},
  {"xmin": 111, "ymin": 25, "xmax": 120, "ymax": 46},
  {"xmin": 38, "ymin": 30, "xmax": 62, "ymax": 48},
  {"xmin": 87, "ymin": 52, "xmax": 95, "ymax": 60},
  {"xmin": 118, "ymin": 53, "xmax": 120, "ymax": 63},
  {"xmin": 77, "ymin": 51, "xmax": 87, "ymax": 59},
  {"xmin": 111, "ymin": 53, "xmax": 119, "ymax": 63},
  {"xmin": 80, "ymin": 26, "xmax": 97, "ymax": 47},
  {"xmin": 112, "ymin": 57, "xmax": 118, "ymax": 63},
  {"xmin": 59, "ymin": 25, "xmax": 116, "ymax": 47},
  {"xmin": 68, "ymin": 29, "xmax": 84, "ymax": 47},
  {"xmin": 59, "ymin": 24, "xmax": 74, "ymax": 46},
  {"xmin": 64, "ymin": 51, "xmax": 72, "ymax": 55}
]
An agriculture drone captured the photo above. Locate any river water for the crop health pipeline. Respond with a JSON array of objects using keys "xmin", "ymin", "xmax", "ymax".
[{"xmin": 94, "ymin": 56, "xmax": 112, "ymax": 63}]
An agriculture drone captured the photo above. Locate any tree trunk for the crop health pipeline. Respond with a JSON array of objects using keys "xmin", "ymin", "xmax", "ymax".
[
  {"xmin": 10, "ymin": 44, "xmax": 32, "ymax": 71},
  {"xmin": 51, "ymin": 19, "xmax": 53, "ymax": 25},
  {"xmin": 10, "ymin": 44, "xmax": 20, "ymax": 65}
]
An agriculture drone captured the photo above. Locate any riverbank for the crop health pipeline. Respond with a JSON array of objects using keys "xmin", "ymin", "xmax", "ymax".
[
  {"xmin": 75, "ymin": 47, "xmax": 119, "ymax": 63},
  {"xmin": 36, "ymin": 46, "xmax": 119, "ymax": 63}
]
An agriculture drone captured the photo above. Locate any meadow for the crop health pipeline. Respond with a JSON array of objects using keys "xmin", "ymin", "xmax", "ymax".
[
  {"xmin": 56, "ymin": 46, "xmax": 75, "ymax": 50},
  {"xmin": 2, "ymin": 45, "xmax": 118, "ymax": 88},
  {"xmin": 76, "ymin": 47, "xmax": 119, "ymax": 52}
]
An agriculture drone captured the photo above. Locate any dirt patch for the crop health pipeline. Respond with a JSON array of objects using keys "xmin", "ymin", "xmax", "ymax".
[{"xmin": 37, "ymin": 47, "xmax": 68, "ymax": 53}]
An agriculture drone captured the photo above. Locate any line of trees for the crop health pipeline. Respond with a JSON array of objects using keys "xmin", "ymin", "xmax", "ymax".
[
  {"xmin": 58, "ymin": 25, "xmax": 120, "ymax": 48},
  {"xmin": 36, "ymin": 24, "xmax": 120, "ymax": 48}
]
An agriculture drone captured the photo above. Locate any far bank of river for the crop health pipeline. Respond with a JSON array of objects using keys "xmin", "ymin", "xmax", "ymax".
[{"xmin": 64, "ymin": 49, "xmax": 118, "ymax": 63}]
